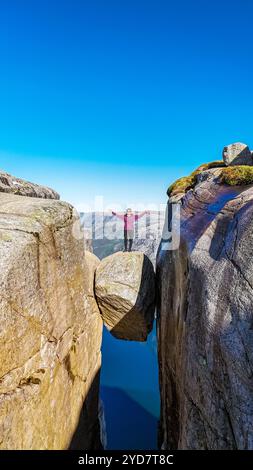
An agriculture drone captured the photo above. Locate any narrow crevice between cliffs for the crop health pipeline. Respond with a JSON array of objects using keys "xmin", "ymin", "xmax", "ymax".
[
  {"xmin": 90, "ymin": 249, "xmax": 160, "ymax": 449},
  {"xmin": 99, "ymin": 323, "xmax": 160, "ymax": 450}
]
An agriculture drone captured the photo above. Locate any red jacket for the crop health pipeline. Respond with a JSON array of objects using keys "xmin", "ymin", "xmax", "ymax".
[{"xmin": 112, "ymin": 211, "xmax": 146, "ymax": 231}]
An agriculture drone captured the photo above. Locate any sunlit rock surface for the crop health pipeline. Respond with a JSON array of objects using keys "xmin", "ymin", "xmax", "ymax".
[
  {"xmin": 0, "ymin": 193, "xmax": 103, "ymax": 449},
  {"xmin": 95, "ymin": 251, "xmax": 155, "ymax": 341},
  {"xmin": 157, "ymin": 168, "xmax": 253, "ymax": 449}
]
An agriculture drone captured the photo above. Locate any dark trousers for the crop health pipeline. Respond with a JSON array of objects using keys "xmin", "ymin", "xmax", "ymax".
[{"xmin": 124, "ymin": 230, "xmax": 134, "ymax": 252}]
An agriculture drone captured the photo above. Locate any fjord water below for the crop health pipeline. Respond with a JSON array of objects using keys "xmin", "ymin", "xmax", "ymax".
[{"xmin": 100, "ymin": 325, "xmax": 160, "ymax": 450}]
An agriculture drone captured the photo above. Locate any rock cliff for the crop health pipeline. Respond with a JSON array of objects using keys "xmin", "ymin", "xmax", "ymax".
[
  {"xmin": 0, "ymin": 170, "xmax": 60, "ymax": 199},
  {"xmin": 95, "ymin": 252, "xmax": 155, "ymax": 341},
  {"xmin": 0, "ymin": 185, "xmax": 103, "ymax": 449},
  {"xmin": 157, "ymin": 162, "xmax": 253, "ymax": 449},
  {"xmin": 7, "ymin": 155, "xmax": 253, "ymax": 450}
]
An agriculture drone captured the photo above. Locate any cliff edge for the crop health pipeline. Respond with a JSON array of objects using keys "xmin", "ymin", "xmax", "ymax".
[
  {"xmin": 0, "ymin": 173, "xmax": 103, "ymax": 449},
  {"xmin": 157, "ymin": 145, "xmax": 253, "ymax": 449}
]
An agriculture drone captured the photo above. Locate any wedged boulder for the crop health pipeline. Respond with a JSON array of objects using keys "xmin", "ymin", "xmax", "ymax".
[
  {"xmin": 157, "ymin": 168, "xmax": 253, "ymax": 450},
  {"xmin": 95, "ymin": 252, "xmax": 155, "ymax": 341},
  {"xmin": 0, "ymin": 170, "xmax": 59, "ymax": 199},
  {"xmin": 223, "ymin": 142, "xmax": 252, "ymax": 166},
  {"xmin": 0, "ymin": 193, "xmax": 103, "ymax": 449}
]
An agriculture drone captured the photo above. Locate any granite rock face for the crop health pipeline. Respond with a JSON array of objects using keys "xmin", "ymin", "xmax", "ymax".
[
  {"xmin": 95, "ymin": 252, "xmax": 155, "ymax": 341},
  {"xmin": 223, "ymin": 142, "xmax": 252, "ymax": 166},
  {"xmin": 157, "ymin": 169, "xmax": 253, "ymax": 449},
  {"xmin": 0, "ymin": 193, "xmax": 103, "ymax": 449},
  {"xmin": 0, "ymin": 170, "xmax": 60, "ymax": 199}
]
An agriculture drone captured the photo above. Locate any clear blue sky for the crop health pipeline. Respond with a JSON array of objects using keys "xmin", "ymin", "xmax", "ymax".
[{"xmin": 1, "ymin": 0, "xmax": 253, "ymax": 210}]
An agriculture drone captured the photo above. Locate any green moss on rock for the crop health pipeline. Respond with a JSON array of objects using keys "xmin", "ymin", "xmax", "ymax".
[
  {"xmin": 167, "ymin": 161, "xmax": 253, "ymax": 198},
  {"xmin": 220, "ymin": 166, "xmax": 253, "ymax": 186},
  {"xmin": 167, "ymin": 174, "xmax": 197, "ymax": 197},
  {"xmin": 167, "ymin": 160, "xmax": 224, "ymax": 197}
]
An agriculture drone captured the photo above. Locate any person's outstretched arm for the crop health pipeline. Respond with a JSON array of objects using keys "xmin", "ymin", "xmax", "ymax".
[
  {"xmin": 112, "ymin": 211, "xmax": 125, "ymax": 220},
  {"xmin": 135, "ymin": 210, "xmax": 147, "ymax": 220}
]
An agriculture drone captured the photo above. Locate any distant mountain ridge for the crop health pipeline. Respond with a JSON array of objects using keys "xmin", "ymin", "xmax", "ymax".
[{"xmin": 80, "ymin": 211, "xmax": 165, "ymax": 265}]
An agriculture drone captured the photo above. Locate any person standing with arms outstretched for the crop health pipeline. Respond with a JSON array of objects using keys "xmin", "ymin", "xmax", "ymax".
[{"xmin": 111, "ymin": 208, "xmax": 147, "ymax": 252}]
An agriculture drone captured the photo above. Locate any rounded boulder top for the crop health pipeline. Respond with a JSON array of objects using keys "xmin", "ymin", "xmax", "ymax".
[
  {"xmin": 95, "ymin": 251, "xmax": 155, "ymax": 341},
  {"xmin": 223, "ymin": 142, "xmax": 253, "ymax": 166}
]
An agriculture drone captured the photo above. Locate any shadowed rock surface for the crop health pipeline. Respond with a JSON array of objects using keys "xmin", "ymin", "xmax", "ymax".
[
  {"xmin": 0, "ymin": 170, "xmax": 60, "ymax": 199},
  {"xmin": 95, "ymin": 252, "xmax": 155, "ymax": 341},
  {"xmin": 84, "ymin": 250, "xmax": 101, "ymax": 294},
  {"xmin": 157, "ymin": 168, "xmax": 253, "ymax": 450},
  {"xmin": 0, "ymin": 193, "xmax": 103, "ymax": 449}
]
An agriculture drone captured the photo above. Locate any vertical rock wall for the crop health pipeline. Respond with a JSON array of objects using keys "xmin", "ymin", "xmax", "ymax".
[
  {"xmin": 157, "ymin": 170, "xmax": 253, "ymax": 449},
  {"xmin": 0, "ymin": 193, "xmax": 103, "ymax": 449}
]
